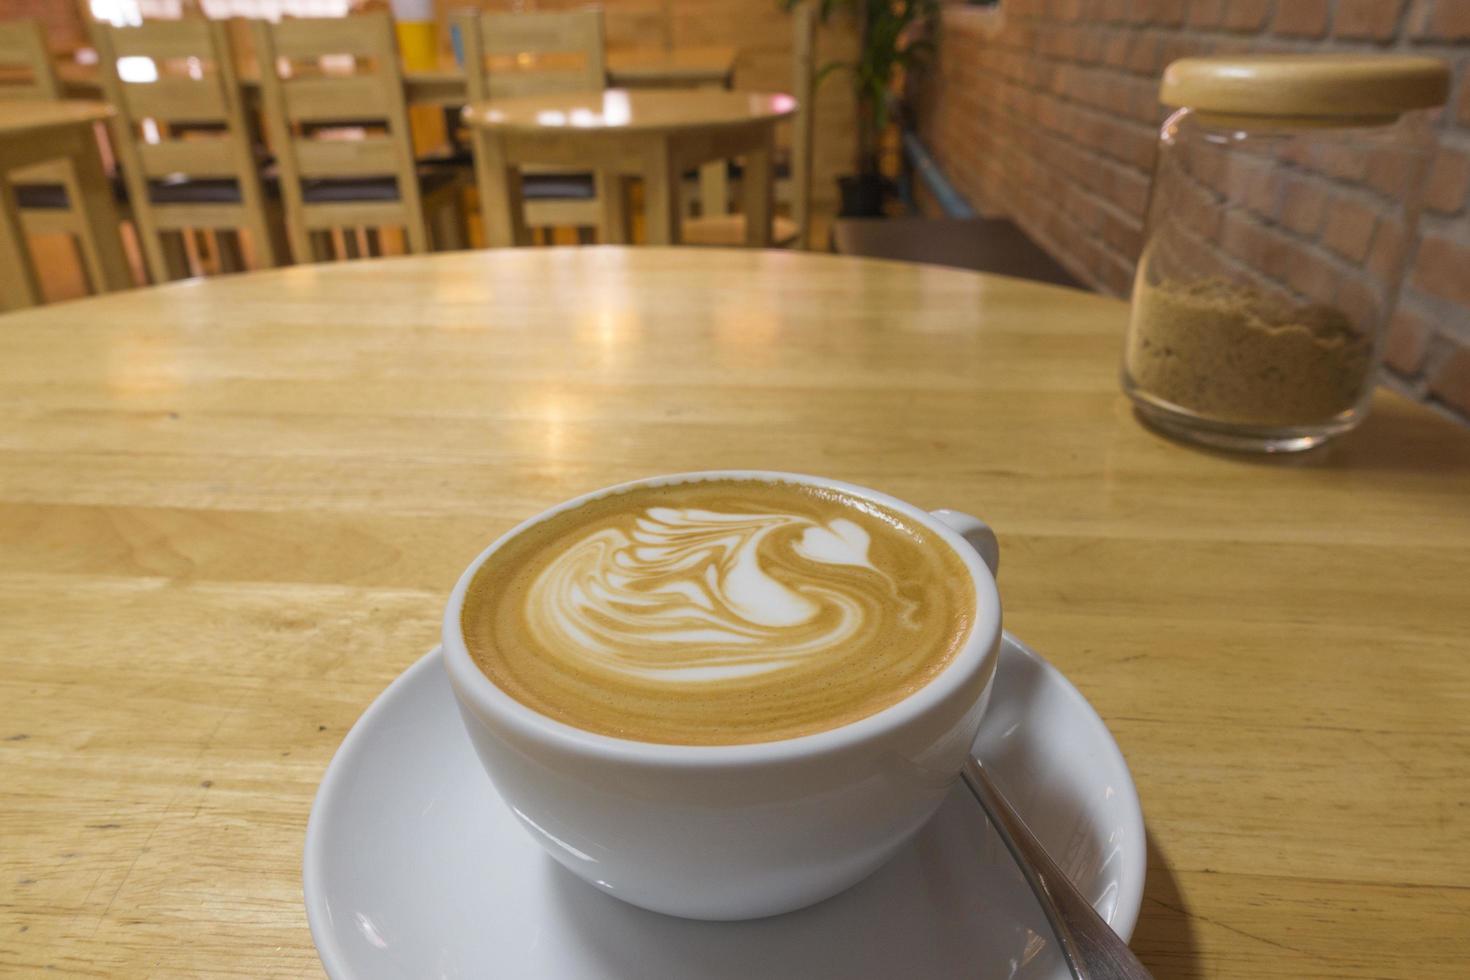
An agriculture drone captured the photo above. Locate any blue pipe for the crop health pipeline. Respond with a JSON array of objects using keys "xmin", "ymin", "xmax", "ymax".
[{"xmin": 900, "ymin": 129, "xmax": 976, "ymax": 219}]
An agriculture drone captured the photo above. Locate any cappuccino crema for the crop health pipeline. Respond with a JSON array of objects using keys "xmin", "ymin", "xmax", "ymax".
[{"xmin": 462, "ymin": 478, "xmax": 975, "ymax": 745}]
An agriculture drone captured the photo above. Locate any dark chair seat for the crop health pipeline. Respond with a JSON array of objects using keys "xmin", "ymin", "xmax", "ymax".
[
  {"xmin": 16, "ymin": 175, "xmax": 127, "ymax": 210},
  {"xmin": 522, "ymin": 172, "xmax": 595, "ymax": 200},
  {"xmin": 147, "ymin": 177, "xmax": 245, "ymax": 205},
  {"xmin": 417, "ymin": 146, "xmax": 596, "ymax": 202},
  {"xmin": 832, "ymin": 217, "xmax": 1085, "ymax": 291},
  {"xmin": 15, "ymin": 183, "xmax": 71, "ymax": 210},
  {"xmin": 299, "ymin": 168, "xmax": 459, "ymax": 204},
  {"xmin": 19, "ymin": 175, "xmax": 265, "ymax": 209}
]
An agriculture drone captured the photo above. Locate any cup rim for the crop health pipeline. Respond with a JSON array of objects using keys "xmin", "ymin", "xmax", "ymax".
[{"xmin": 441, "ymin": 470, "xmax": 1002, "ymax": 767}]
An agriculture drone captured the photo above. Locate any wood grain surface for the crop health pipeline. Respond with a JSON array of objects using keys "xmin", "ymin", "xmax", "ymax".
[{"xmin": 1, "ymin": 248, "xmax": 1467, "ymax": 977}]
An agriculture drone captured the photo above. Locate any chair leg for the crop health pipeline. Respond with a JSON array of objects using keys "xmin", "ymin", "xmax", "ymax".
[
  {"xmin": 66, "ymin": 214, "xmax": 107, "ymax": 293},
  {"xmin": 289, "ymin": 217, "xmax": 320, "ymax": 263},
  {"xmin": 246, "ymin": 210, "xmax": 281, "ymax": 269},
  {"xmin": 159, "ymin": 230, "xmax": 191, "ymax": 279},
  {"xmin": 217, "ymin": 230, "xmax": 246, "ymax": 273},
  {"xmin": 428, "ymin": 195, "xmax": 466, "ymax": 251},
  {"xmin": 597, "ymin": 171, "xmax": 629, "ymax": 245},
  {"xmin": 308, "ymin": 230, "xmax": 334, "ymax": 262}
]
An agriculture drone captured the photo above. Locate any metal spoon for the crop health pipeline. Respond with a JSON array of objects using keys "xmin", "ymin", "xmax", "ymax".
[{"xmin": 962, "ymin": 757, "xmax": 1154, "ymax": 980}]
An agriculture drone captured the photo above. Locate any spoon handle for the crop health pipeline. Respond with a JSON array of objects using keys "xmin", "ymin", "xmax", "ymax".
[{"xmin": 961, "ymin": 758, "xmax": 1154, "ymax": 980}]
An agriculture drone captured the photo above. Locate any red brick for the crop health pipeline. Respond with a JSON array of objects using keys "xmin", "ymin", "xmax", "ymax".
[
  {"xmin": 1222, "ymin": 209, "xmax": 1273, "ymax": 266},
  {"xmin": 1280, "ymin": 177, "xmax": 1329, "ymax": 235},
  {"xmin": 1223, "ymin": 0, "xmax": 1273, "ymax": 32},
  {"xmin": 1428, "ymin": 346, "xmax": 1470, "ymax": 418},
  {"xmin": 1415, "ymin": 0, "xmax": 1470, "ymax": 40},
  {"xmin": 1412, "ymin": 234, "xmax": 1470, "ymax": 307},
  {"xmin": 1186, "ymin": 0, "xmax": 1225, "ymax": 29},
  {"xmin": 1126, "ymin": 34, "xmax": 1162, "ymax": 73},
  {"xmin": 1100, "ymin": 204, "xmax": 1145, "ymax": 257},
  {"xmin": 1099, "ymin": 250, "xmax": 1137, "ymax": 296},
  {"xmin": 1335, "ymin": 0, "xmax": 1406, "ymax": 40},
  {"xmin": 1112, "ymin": 165, "xmax": 1153, "ymax": 214},
  {"xmin": 1423, "ymin": 146, "xmax": 1470, "ymax": 215},
  {"xmin": 1382, "ymin": 308, "xmax": 1433, "ymax": 375},
  {"xmin": 1364, "ymin": 147, "xmax": 1416, "ymax": 196},
  {"xmin": 1366, "ymin": 219, "xmax": 1410, "ymax": 280},
  {"xmin": 1284, "ymin": 244, "xmax": 1343, "ymax": 303},
  {"xmin": 1148, "ymin": 0, "xmax": 1189, "ymax": 28},
  {"xmin": 1335, "ymin": 275, "xmax": 1384, "ymax": 326},
  {"xmin": 1272, "ymin": 0, "xmax": 1330, "ymax": 37},
  {"xmin": 1321, "ymin": 198, "xmax": 1379, "ymax": 262}
]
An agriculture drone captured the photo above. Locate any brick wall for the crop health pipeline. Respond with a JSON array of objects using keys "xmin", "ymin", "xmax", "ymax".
[{"xmin": 916, "ymin": 0, "xmax": 1470, "ymax": 423}]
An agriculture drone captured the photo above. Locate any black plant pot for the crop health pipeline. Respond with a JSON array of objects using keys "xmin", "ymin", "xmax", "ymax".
[{"xmin": 837, "ymin": 174, "xmax": 887, "ymax": 217}]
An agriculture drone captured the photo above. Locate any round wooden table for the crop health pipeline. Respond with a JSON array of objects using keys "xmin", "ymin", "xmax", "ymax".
[
  {"xmin": 2, "ymin": 249, "xmax": 1467, "ymax": 977},
  {"xmin": 463, "ymin": 89, "xmax": 795, "ymax": 247},
  {"xmin": 0, "ymin": 100, "xmax": 132, "ymax": 309}
]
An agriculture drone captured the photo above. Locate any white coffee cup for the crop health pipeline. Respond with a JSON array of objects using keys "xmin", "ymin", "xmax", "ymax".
[{"xmin": 442, "ymin": 471, "xmax": 1002, "ymax": 920}]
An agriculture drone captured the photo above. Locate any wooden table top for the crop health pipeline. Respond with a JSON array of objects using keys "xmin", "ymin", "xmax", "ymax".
[
  {"xmin": 463, "ymin": 88, "xmax": 794, "ymax": 134},
  {"xmin": 53, "ymin": 45, "xmax": 738, "ymax": 105},
  {"xmin": 1, "ymin": 249, "xmax": 1467, "ymax": 977},
  {"xmin": 0, "ymin": 98, "xmax": 112, "ymax": 137}
]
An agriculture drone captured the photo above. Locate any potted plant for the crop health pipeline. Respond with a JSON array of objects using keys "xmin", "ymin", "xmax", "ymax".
[{"xmin": 790, "ymin": 0, "xmax": 940, "ymax": 216}]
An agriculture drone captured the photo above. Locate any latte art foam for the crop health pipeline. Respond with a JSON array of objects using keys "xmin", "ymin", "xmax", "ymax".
[
  {"xmin": 462, "ymin": 479, "xmax": 976, "ymax": 745},
  {"xmin": 531, "ymin": 508, "xmax": 911, "ymax": 682}
]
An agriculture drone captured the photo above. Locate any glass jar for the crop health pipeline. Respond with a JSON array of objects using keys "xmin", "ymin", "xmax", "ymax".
[{"xmin": 1123, "ymin": 55, "xmax": 1449, "ymax": 452}]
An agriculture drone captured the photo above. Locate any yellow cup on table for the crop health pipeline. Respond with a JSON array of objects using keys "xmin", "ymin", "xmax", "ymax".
[{"xmin": 389, "ymin": 0, "xmax": 438, "ymax": 71}]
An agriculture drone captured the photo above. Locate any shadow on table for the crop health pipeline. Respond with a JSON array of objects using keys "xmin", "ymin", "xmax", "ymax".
[
  {"xmin": 1135, "ymin": 398, "xmax": 1470, "ymax": 476},
  {"xmin": 1130, "ymin": 831, "xmax": 1203, "ymax": 979}
]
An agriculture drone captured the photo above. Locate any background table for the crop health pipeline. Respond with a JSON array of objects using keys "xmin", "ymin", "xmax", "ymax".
[
  {"xmin": 464, "ymin": 90, "xmax": 793, "ymax": 246},
  {"xmin": 1, "ymin": 249, "xmax": 1467, "ymax": 977},
  {"xmin": 0, "ymin": 100, "xmax": 131, "ymax": 310}
]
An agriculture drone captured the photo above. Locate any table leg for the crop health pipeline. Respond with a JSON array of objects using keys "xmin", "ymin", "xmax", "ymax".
[
  {"xmin": 596, "ymin": 170, "xmax": 629, "ymax": 245},
  {"xmin": 66, "ymin": 130, "xmax": 133, "ymax": 292},
  {"xmin": 642, "ymin": 137, "xmax": 680, "ymax": 246},
  {"xmin": 0, "ymin": 176, "xmax": 42, "ymax": 309},
  {"xmin": 473, "ymin": 130, "xmax": 527, "ymax": 248},
  {"xmin": 698, "ymin": 81, "xmax": 730, "ymax": 218},
  {"xmin": 742, "ymin": 127, "xmax": 775, "ymax": 248}
]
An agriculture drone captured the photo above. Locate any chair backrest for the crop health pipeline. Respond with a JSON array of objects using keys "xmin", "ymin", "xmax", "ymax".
[
  {"xmin": 92, "ymin": 19, "xmax": 259, "ymax": 191},
  {"xmin": 454, "ymin": 9, "xmax": 606, "ymax": 103},
  {"xmin": 250, "ymin": 13, "xmax": 424, "ymax": 239},
  {"xmin": 790, "ymin": 0, "xmax": 817, "ymax": 249},
  {"xmin": 0, "ymin": 19, "xmax": 63, "ymax": 101}
]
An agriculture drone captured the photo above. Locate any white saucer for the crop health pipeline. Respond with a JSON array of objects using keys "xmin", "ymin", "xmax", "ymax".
[{"xmin": 304, "ymin": 634, "xmax": 1146, "ymax": 979}]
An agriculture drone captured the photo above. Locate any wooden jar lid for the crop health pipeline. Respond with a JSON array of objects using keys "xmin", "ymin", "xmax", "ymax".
[{"xmin": 1160, "ymin": 55, "xmax": 1449, "ymax": 119}]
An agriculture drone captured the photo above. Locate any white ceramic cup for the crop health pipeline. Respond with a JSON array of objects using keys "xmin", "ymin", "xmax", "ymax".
[{"xmin": 442, "ymin": 471, "xmax": 1002, "ymax": 921}]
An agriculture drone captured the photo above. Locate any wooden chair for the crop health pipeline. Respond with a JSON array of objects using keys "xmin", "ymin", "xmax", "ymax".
[
  {"xmin": 681, "ymin": 1, "xmax": 815, "ymax": 249},
  {"xmin": 91, "ymin": 18, "xmax": 282, "ymax": 282},
  {"xmin": 251, "ymin": 13, "xmax": 465, "ymax": 263},
  {"xmin": 454, "ymin": 9, "xmax": 613, "ymax": 242},
  {"xmin": 1, "ymin": 18, "xmax": 121, "ymax": 292}
]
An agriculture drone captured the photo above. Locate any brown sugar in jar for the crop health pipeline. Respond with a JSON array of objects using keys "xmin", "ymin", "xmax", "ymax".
[{"xmin": 1126, "ymin": 278, "xmax": 1372, "ymax": 426}]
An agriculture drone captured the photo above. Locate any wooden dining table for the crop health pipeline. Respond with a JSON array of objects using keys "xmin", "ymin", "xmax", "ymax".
[
  {"xmin": 464, "ymin": 90, "xmax": 794, "ymax": 247},
  {"xmin": 0, "ymin": 249, "xmax": 1466, "ymax": 977}
]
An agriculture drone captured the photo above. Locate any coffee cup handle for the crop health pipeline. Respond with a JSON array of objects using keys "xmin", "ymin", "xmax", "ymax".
[{"xmin": 930, "ymin": 510, "xmax": 1000, "ymax": 577}]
